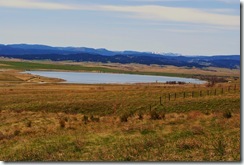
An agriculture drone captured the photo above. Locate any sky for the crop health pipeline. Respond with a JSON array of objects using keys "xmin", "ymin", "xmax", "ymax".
[{"xmin": 0, "ymin": 0, "xmax": 240, "ymax": 55}]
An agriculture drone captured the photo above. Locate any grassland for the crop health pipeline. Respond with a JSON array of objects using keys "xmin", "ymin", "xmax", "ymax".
[
  {"xmin": 0, "ymin": 60, "xmax": 190, "ymax": 78},
  {"xmin": 1, "ymin": 59, "xmax": 240, "ymax": 78},
  {"xmin": 0, "ymin": 59, "xmax": 240, "ymax": 161}
]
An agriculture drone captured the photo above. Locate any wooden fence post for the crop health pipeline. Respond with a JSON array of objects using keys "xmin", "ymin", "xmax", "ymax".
[
  {"xmin": 168, "ymin": 94, "xmax": 171, "ymax": 101},
  {"xmin": 183, "ymin": 92, "xmax": 186, "ymax": 98},
  {"xmin": 214, "ymin": 89, "xmax": 217, "ymax": 95},
  {"xmin": 200, "ymin": 91, "xmax": 202, "ymax": 97}
]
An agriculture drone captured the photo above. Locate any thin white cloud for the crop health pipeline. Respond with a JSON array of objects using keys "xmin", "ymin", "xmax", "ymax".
[
  {"xmin": 128, "ymin": 0, "xmax": 240, "ymax": 3},
  {"xmin": 102, "ymin": 5, "xmax": 239, "ymax": 27},
  {"xmin": 0, "ymin": 0, "xmax": 239, "ymax": 28},
  {"xmin": 205, "ymin": 8, "xmax": 237, "ymax": 14},
  {"xmin": 159, "ymin": 28, "xmax": 208, "ymax": 34},
  {"xmin": 159, "ymin": 24, "xmax": 237, "ymax": 34},
  {"xmin": 0, "ymin": 0, "xmax": 77, "ymax": 10},
  {"xmin": 215, "ymin": 0, "xmax": 240, "ymax": 4},
  {"xmin": 0, "ymin": 0, "xmax": 101, "ymax": 10},
  {"xmin": 127, "ymin": 0, "xmax": 192, "ymax": 2}
]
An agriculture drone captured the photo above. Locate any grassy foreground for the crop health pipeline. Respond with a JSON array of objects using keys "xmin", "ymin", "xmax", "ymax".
[{"xmin": 0, "ymin": 60, "xmax": 240, "ymax": 161}]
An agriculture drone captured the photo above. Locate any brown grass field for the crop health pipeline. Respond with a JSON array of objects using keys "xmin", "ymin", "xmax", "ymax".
[{"xmin": 0, "ymin": 60, "xmax": 240, "ymax": 161}]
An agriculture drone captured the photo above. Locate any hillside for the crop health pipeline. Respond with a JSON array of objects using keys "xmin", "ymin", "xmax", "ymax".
[{"xmin": 0, "ymin": 44, "xmax": 240, "ymax": 69}]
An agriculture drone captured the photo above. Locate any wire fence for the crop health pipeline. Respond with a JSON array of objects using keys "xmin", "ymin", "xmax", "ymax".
[{"xmin": 155, "ymin": 84, "xmax": 240, "ymax": 107}]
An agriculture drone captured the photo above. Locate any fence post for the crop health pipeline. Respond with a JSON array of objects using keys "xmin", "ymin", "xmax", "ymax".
[
  {"xmin": 214, "ymin": 89, "xmax": 217, "ymax": 95},
  {"xmin": 192, "ymin": 91, "xmax": 194, "ymax": 98},
  {"xmin": 221, "ymin": 88, "xmax": 224, "ymax": 94},
  {"xmin": 200, "ymin": 91, "xmax": 202, "ymax": 97},
  {"xmin": 168, "ymin": 94, "xmax": 171, "ymax": 101},
  {"xmin": 184, "ymin": 92, "xmax": 186, "ymax": 98},
  {"xmin": 175, "ymin": 93, "xmax": 176, "ymax": 100}
]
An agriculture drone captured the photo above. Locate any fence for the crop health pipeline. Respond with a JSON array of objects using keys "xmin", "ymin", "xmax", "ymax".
[{"xmin": 156, "ymin": 84, "xmax": 239, "ymax": 107}]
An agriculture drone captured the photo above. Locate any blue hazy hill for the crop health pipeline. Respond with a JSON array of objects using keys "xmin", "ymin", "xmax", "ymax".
[{"xmin": 0, "ymin": 44, "xmax": 240, "ymax": 69}]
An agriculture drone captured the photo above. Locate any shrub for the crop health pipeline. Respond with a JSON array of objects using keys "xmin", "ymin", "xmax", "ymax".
[
  {"xmin": 178, "ymin": 81, "xmax": 186, "ymax": 85},
  {"xmin": 161, "ymin": 112, "xmax": 166, "ymax": 120},
  {"xmin": 64, "ymin": 117, "xmax": 69, "ymax": 122},
  {"xmin": 138, "ymin": 113, "xmax": 143, "ymax": 120},
  {"xmin": 120, "ymin": 113, "xmax": 130, "ymax": 122},
  {"xmin": 26, "ymin": 121, "xmax": 32, "ymax": 127},
  {"xmin": 82, "ymin": 115, "xmax": 89, "ymax": 124},
  {"xmin": 150, "ymin": 110, "xmax": 162, "ymax": 120},
  {"xmin": 150, "ymin": 110, "xmax": 160, "ymax": 120},
  {"xmin": 73, "ymin": 116, "xmax": 78, "ymax": 121},
  {"xmin": 93, "ymin": 118, "xmax": 100, "ymax": 122},
  {"xmin": 59, "ymin": 119, "xmax": 66, "ymax": 128},
  {"xmin": 166, "ymin": 81, "xmax": 177, "ymax": 84},
  {"xmin": 14, "ymin": 130, "xmax": 20, "ymax": 136},
  {"xmin": 204, "ymin": 110, "xmax": 211, "ymax": 115},
  {"xmin": 0, "ymin": 131, "xmax": 4, "ymax": 140},
  {"xmin": 223, "ymin": 110, "xmax": 232, "ymax": 119},
  {"xmin": 90, "ymin": 115, "xmax": 100, "ymax": 122}
]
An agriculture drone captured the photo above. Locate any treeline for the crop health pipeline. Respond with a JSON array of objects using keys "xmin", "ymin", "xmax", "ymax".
[
  {"xmin": 0, "ymin": 53, "xmax": 240, "ymax": 69},
  {"xmin": 165, "ymin": 81, "xmax": 186, "ymax": 85}
]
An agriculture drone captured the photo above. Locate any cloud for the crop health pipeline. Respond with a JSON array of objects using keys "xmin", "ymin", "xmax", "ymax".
[
  {"xmin": 0, "ymin": 0, "xmax": 239, "ymax": 27},
  {"xmin": 126, "ymin": 0, "xmax": 192, "ymax": 2},
  {"xmin": 215, "ymin": 0, "xmax": 240, "ymax": 4},
  {"xmin": 0, "ymin": 0, "xmax": 77, "ymax": 10},
  {"xmin": 127, "ymin": 0, "xmax": 240, "ymax": 2},
  {"xmin": 101, "ymin": 5, "xmax": 239, "ymax": 27},
  {"xmin": 205, "ymin": 8, "xmax": 237, "ymax": 14}
]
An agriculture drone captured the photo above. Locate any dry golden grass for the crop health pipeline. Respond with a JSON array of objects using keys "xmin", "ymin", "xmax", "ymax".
[
  {"xmin": 1, "ymin": 58, "xmax": 239, "ymax": 77},
  {"xmin": 60, "ymin": 61, "xmax": 240, "ymax": 77},
  {"xmin": 0, "ymin": 70, "xmax": 63, "ymax": 83},
  {"xmin": 0, "ymin": 63, "xmax": 240, "ymax": 161},
  {"xmin": 0, "ymin": 84, "xmax": 240, "ymax": 161},
  {"xmin": 0, "ymin": 108, "xmax": 240, "ymax": 161}
]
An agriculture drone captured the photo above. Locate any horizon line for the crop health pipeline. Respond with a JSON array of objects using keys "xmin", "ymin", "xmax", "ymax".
[{"xmin": 1, "ymin": 43, "xmax": 240, "ymax": 56}]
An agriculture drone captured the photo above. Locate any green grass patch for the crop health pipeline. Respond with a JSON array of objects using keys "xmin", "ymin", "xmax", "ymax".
[{"xmin": 0, "ymin": 60, "xmax": 191, "ymax": 78}]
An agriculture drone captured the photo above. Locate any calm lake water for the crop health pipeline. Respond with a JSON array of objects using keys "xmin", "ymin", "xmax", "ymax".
[{"xmin": 24, "ymin": 71, "xmax": 206, "ymax": 84}]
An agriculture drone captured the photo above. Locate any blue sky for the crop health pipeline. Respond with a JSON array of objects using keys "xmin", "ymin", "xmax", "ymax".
[{"xmin": 0, "ymin": 0, "xmax": 240, "ymax": 55}]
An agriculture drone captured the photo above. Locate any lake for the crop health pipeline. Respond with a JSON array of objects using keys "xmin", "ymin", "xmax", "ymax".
[{"xmin": 24, "ymin": 71, "xmax": 206, "ymax": 84}]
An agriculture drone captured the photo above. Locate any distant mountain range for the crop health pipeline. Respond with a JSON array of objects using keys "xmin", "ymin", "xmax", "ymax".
[
  {"xmin": 0, "ymin": 44, "xmax": 240, "ymax": 69},
  {"xmin": 0, "ymin": 44, "xmax": 152, "ymax": 56}
]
